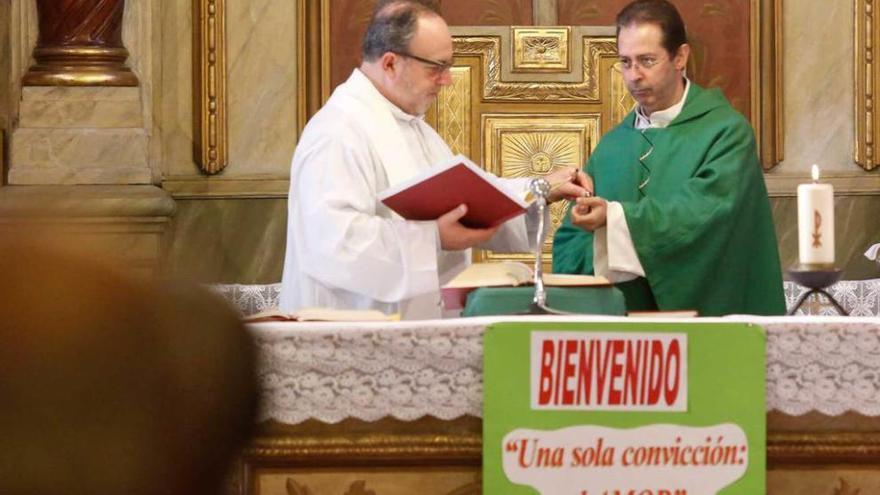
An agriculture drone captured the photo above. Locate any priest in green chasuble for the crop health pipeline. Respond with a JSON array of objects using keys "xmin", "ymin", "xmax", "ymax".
[{"xmin": 552, "ymin": 0, "xmax": 785, "ymax": 316}]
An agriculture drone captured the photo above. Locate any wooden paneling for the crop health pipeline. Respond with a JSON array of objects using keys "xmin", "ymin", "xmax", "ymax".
[
  {"xmin": 558, "ymin": 0, "xmax": 752, "ymax": 120},
  {"xmin": 441, "ymin": 0, "xmax": 533, "ymax": 25},
  {"xmin": 328, "ymin": 0, "xmax": 534, "ymax": 94},
  {"xmin": 329, "ymin": 0, "xmax": 375, "ymax": 91}
]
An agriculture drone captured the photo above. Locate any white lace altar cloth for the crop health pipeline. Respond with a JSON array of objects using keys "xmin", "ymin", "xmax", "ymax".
[
  {"xmin": 250, "ymin": 315, "xmax": 880, "ymax": 425},
  {"xmin": 215, "ymin": 280, "xmax": 880, "ymax": 317}
]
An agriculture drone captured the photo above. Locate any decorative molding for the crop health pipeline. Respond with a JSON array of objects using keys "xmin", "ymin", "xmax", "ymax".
[
  {"xmin": 195, "ymin": 0, "xmax": 314, "ymax": 174},
  {"xmin": 436, "ymin": 67, "xmax": 472, "ymax": 157},
  {"xmin": 752, "ymin": 0, "xmax": 784, "ymax": 170},
  {"xmin": 233, "ymin": 427, "xmax": 880, "ymax": 495},
  {"xmin": 512, "ymin": 27, "xmax": 570, "ymax": 72},
  {"xmin": 856, "ymin": 0, "xmax": 879, "ymax": 170},
  {"xmin": 193, "ymin": 0, "xmax": 228, "ymax": 175},
  {"xmin": 764, "ymin": 173, "xmax": 880, "ymax": 197},
  {"xmin": 767, "ymin": 431, "xmax": 880, "ymax": 466},
  {"xmin": 284, "ymin": 477, "xmax": 480, "ymax": 495},
  {"xmin": 298, "ymin": 0, "xmax": 330, "ymax": 131},
  {"xmin": 320, "ymin": 0, "xmax": 332, "ymax": 106},
  {"xmin": 161, "ymin": 177, "xmax": 289, "ymax": 199},
  {"xmin": 244, "ymin": 432, "xmax": 482, "ymax": 465},
  {"xmin": 453, "ymin": 36, "xmax": 617, "ymax": 101}
]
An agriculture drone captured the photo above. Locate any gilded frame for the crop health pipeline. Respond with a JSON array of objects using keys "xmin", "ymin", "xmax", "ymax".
[
  {"xmin": 192, "ymin": 0, "xmax": 317, "ymax": 175},
  {"xmin": 752, "ymin": 0, "xmax": 785, "ymax": 170},
  {"xmin": 855, "ymin": 0, "xmax": 879, "ymax": 170},
  {"xmin": 193, "ymin": 0, "xmax": 227, "ymax": 174},
  {"xmin": 229, "ymin": 424, "xmax": 880, "ymax": 495}
]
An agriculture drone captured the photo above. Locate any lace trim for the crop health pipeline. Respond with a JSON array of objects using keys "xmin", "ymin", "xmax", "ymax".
[
  {"xmin": 253, "ymin": 318, "xmax": 880, "ymax": 424},
  {"xmin": 215, "ymin": 280, "xmax": 880, "ymax": 317},
  {"xmin": 766, "ymin": 322, "xmax": 880, "ymax": 416}
]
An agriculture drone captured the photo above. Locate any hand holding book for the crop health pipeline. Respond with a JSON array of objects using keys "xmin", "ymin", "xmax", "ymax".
[
  {"xmin": 436, "ymin": 203, "xmax": 500, "ymax": 251},
  {"xmin": 377, "ymin": 155, "xmax": 593, "ymax": 230}
]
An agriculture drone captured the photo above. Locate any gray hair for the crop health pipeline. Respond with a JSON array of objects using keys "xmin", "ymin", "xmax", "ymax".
[{"xmin": 361, "ymin": 0, "xmax": 441, "ymax": 62}]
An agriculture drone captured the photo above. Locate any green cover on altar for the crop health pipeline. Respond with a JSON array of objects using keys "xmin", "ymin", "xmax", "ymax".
[{"xmin": 462, "ymin": 286, "xmax": 626, "ymax": 316}]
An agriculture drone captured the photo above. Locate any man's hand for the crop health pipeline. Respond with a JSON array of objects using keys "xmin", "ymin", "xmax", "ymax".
[
  {"xmin": 570, "ymin": 196, "xmax": 607, "ymax": 231},
  {"xmin": 437, "ymin": 204, "xmax": 500, "ymax": 251},
  {"xmin": 544, "ymin": 167, "xmax": 594, "ymax": 203}
]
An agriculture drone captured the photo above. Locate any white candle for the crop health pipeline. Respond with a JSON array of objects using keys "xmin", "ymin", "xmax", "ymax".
[{"xmin": 797, "ymin": 164, "xmax": 835, "ymax": 266}]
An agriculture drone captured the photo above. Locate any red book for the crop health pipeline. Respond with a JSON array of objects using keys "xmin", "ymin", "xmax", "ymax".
[{"xmin": 378, "ymin": 155, "xmax": 530, "ymax": 228}]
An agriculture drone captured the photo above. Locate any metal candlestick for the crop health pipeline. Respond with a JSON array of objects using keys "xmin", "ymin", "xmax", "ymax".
[{"xmin": 786, "ymin": 264, "xmax": 849, "ymax": 316}]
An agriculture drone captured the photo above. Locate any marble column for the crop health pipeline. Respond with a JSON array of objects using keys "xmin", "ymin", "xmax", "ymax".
[
  {"xmin": 22, "ymin": 0, "xmax": 138, "ymax": 86},
  {"xmin": 2, "ymin": 0, "xmax": 173, "ymax": 277},
  {"xmin": 10, "ymin": 0, "xmax": 150, "ymax": 185}
]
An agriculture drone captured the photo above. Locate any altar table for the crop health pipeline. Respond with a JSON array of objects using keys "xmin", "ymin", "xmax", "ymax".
[{"xmin": 231, "ymin": 315, "xmax": 880, "ymax": 495}]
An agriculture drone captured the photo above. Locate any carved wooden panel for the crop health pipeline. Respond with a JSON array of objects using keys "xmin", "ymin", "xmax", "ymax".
[
  {"xmin": 236, "ymin": 420, "xmax": 880, "ymax": 495},
  {"xmin": 260, "ymin": 471, "xmax": 480, "ymax": 495},
  {"xmin": 512, "ymin": 27, "xmax": 571, "ymax": 72},
  {"xmin": 425, "ymin": 29, "xmax": 623, "ymax": 266},
  {"xmin": 453, "ymin": 35, "xmax": 618, "ymax": 101},
  {"xmin": 435, "ymin": 67, "xmax": 472, "ymax": 157}
]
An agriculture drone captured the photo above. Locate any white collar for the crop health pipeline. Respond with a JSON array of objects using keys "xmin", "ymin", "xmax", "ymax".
[
  {"xmin": 634, "ymin": 78, "xmax": 690, "ymax": 130},
  {"xmin": 353, "ymin": 69, "xmax": 424, "ymax": 124}
]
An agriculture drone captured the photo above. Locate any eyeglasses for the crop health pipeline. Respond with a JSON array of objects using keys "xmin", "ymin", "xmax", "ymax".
[
  {"xmin": 391, "ymin": 50, "xmax": 453, "ymax": 75},
  {"xmin": 618, "ymin": 55, "xmax": 664, "ymax": 71}
]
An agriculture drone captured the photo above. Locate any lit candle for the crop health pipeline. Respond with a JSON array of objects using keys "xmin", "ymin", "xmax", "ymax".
[{"xmin": 797, "ymin": 164, "xmax": 835, "ymax": 267}]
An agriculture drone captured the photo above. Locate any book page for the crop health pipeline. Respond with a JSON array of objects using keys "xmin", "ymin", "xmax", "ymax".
[
  {"xmin": 243, "ymin": 307, "xmax": 399, "ymax": 323},
  {"xmin": 443, "ymin": 262, "xmax": 529, "ymax": 288},
  {"xmin": 542, "ymin": 273, "xmax": 610, "ymax": 286},
  {"xmin": 444, "ymin": 262, "xmax": 611, "ymax": 289},
  {"xmin": 627, "ymin": 310, "xmax": 699, "ymax": 318},
  {"xmin": 294, "ymin": 307, "xmax": 400, "ymax": 321}
]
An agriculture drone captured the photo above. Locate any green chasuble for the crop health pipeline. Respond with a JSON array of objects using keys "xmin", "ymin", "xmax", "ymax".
[{"xmin": 553, "ymin": 83, "xmax": 785, "ymax": 316}]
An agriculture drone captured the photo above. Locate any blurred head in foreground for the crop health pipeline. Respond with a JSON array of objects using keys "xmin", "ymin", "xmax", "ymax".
[{"xmin": 0, "ymin": 238, "xmax": 258, "ymax": 495}]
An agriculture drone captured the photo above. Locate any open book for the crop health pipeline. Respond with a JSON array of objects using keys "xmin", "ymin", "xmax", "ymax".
[
  {"xmin": 378, "ymin": 154, "xmax": 531, "ymax": 228},
  {"xmin": 627, "ymin": 310, "xmax": 699, "ymax": 318},
  {"xmin": 441, "ymin": 261, "xmax": 610, "ymax": 309},
  {"xmin": 243, "ymin": 307, "xmax": 400, "ymax": 323}
]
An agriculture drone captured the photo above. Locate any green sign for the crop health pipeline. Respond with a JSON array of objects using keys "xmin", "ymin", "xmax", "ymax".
[{"xmin": 483, "ymin": 321, "xmax": 765, "ymax": 495}]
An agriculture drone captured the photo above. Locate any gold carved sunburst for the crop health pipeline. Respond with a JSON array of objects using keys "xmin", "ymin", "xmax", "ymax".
[
  {"xmin": 501, "ymin": 132, "xmax": 579, "ymax": 176},
  {"xmin": 481, "ymin": 114, "xmax": 600, "ymax": 264}
]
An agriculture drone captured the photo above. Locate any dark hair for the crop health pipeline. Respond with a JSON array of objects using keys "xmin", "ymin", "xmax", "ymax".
[
  {"xmin": 616, "ymin": 0, "xmax": 687, "ymax": 57},
  {"xmin": 361, "ymin": 0, "xmax": 441, "ymax": 62}
]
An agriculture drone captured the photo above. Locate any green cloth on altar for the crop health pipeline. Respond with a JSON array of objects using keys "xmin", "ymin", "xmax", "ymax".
[
  {"xmin": 553, "ymin": 83, "xmax": 785, "ymax": 316},
  {"xmin": 461, "ymin": 286, "xmax": 626, "ymax": 317}
]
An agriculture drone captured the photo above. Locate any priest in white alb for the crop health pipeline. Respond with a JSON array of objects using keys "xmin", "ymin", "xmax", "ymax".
[{"xmin": 279, "ymin": 0, "xmax": 590, "ymax": 319}]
